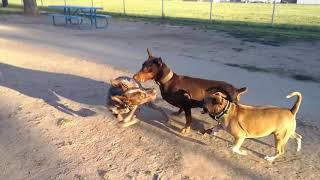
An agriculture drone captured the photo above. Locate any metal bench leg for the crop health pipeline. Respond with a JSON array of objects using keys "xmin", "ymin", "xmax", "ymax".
[
  {"xmin": 52, "ymin": 16, "xmax": 57, "ymax": 26},
  {"xmin": 95, "ymin": 17, "xmax": 109, "ymax": 29}
]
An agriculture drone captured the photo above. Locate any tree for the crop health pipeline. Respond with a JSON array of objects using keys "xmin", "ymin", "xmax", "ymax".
[
  {"xmin": 23, "ymin": 0, "xmax": 38, "ymax": 15},
  {"xmin": 2, "ymin": 0, "xmax": 8, "ymax": 7}
]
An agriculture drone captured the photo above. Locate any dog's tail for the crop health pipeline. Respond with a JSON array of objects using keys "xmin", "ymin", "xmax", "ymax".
[{"xmin": 286, "ymin": 91, "xmax": 302, "ymax": 116}]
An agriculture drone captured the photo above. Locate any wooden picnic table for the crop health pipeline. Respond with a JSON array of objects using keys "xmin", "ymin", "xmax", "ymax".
[{"xmin": 48, "ymin": 5, "xmax": 111, "ymax": 29}]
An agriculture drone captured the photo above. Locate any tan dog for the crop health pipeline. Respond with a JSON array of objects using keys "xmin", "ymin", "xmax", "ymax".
[{"xmin": 203, "ymin": 91, "xmax": 302, "ymax": 161}]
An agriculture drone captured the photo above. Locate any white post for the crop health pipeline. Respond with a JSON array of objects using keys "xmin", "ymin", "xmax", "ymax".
[
  {"xmin": 209, "ymin": 0, "xmax": 213, "ymax": 20},
  {"xmin": 123, "ymin": 0, "xmax": 126, "ymax": 14},
  {"xmin": 271, "ymin": 0, "xmax": 276, "ymax": 25},
  {"xmin": 162, "ymin": 0, "xmax": 164, "ymax": 18}
]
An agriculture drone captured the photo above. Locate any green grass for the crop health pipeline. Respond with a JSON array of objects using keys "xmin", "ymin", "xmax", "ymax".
[
  {"xmin": 9, "ymin": 0, "xmax": 319, "ymax": 26},
  {"xmin": 3, "ymin": 0, "xmax": 320, "ymax": 43}
]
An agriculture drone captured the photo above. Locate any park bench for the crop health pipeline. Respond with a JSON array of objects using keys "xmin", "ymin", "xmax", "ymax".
[
  {"xmin": 78, "ymin": 13, "xmax": 111, "ymax": 28},
  {"xmin": 47, "ymin": 5, "xmax": 111, "ymax": 29},
  {"xmin": 48, "ymin": 13, "xmax": 83, "ymax": 26}
]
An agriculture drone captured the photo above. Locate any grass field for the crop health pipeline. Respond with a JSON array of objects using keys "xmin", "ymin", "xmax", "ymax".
[
  {"xmin": 3, "ymin": 0, "xmax": 320, "ymax": 43},
  {"xmin": 9, "ymin": 0, "xmax": 320, "ymax": 26}
]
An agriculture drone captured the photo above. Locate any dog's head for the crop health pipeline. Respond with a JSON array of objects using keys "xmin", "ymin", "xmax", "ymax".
[
  {"xmin": 111, "ymin": 76, "xmax": 141, "ymax": 92},
  {"xmin": 112, "ymin": 88, "xmax": 157, "ymax": 106},
  {"xmin": 133, "ymin": 48, "xmax": 165, "ymax": 82},
  {"xmin": 203, "ymin": 91, "xmax": 229, "ymax": 115}
]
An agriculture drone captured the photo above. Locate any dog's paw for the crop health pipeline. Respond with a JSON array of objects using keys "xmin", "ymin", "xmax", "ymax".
[
  {"xmin": 181, "ymin": 127, "xmax": 191, "ymax": 135},
  {"xmin": 264, "ymin": 156, "xmax": 276, "ymax": 162},
  {"xmin": 232, "ymin": 147, "xmax": 248, "ymax": 156},
  {"xmin": 118, "ymin": 117, "xmax": 140, "ymax": 128}
]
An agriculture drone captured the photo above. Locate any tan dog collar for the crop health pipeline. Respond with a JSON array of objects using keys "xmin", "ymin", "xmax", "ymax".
[{"xmin": 159, "ymin": 70, "xmax": 174, "ymax": 84}]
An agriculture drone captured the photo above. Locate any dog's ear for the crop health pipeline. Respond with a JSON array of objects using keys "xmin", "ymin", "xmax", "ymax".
[
  {"xmin": 237, "ymin": 87, "xmax": 248, "ymax": 95},
  {"xmin": 212, "ymin": 92, "xmax": 227, "ymax": 104},
  {"xmin": 147, "ymin": 48, "xmax": 154, "ymax": 60},
  {"xmin": 236, "ymin": 87, "xmax": 248, "ymax": 102},
  {"xmin": 213, "ymin": 92, "xmax": 227, "ymax": 98},
  {"xmin": 155, "ymin": 57, "xmax": 163, "ymax": 67},
  {"xmin": 111, "ymin": 79, "xmax": 119, "ymax": 87}
]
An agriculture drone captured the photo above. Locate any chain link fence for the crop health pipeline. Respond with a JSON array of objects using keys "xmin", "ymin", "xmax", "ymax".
[{"xmin": 9, "ymin": 0, "xmax": 320, "ymax": 26}]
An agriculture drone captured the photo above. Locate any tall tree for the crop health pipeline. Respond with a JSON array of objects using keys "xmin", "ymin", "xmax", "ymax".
[
  {"xmin": 2, "ymin": 0, "xmax": 8, "ymax": 7},
  {"xmin": 23, "ymin": 0, "xmax": 37, "ymax": 15}
]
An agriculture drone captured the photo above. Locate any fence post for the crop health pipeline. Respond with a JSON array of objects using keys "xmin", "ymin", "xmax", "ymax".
[
  {"xmin": 271, "ymin": 0, "xmax": 276, "ymax": 25},
  {"xmin": 123, "ymin": 0, "xmax": 126, "ymax": 15},
  {"xmin": 209, "ymin": 0, "xmax": 213, "ymax": 20},
  {"xmin": 162, "ymin": 0, "xmax": 164, "ymax": 18}
]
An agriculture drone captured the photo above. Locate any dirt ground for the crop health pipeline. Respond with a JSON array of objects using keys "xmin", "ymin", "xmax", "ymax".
[{"xmin": 0, "ymin": 15, "xmax": 320, "ymax": 179}]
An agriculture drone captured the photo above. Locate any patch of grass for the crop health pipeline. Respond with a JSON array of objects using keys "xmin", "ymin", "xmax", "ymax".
[
  {"xmin": 56, "ymin": 118, "xmax": 72, "ymax": 127},
  {"xmin": 224, "ymin": 63, "xmax": 319, "ymax": 83},
  {"xmin": 5, "ymin": 1, "xmax": 320, "ymax": 43},
  {"xmin": 0, "ymin": 4, "xmax": 23, "ymax": 14},
  {"xmin": 291, "ymin": 74, "xmax": 318, "ymax": 82},
  {"xmin": 224, "ymin": 63, "xmax": 271, "ymax": 73},
  {"xmin": 12, "ymin": 0, "xmax": 319, "ymax": 26}
]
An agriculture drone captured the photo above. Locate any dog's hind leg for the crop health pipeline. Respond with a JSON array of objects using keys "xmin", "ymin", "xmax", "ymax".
[
  {"xmin": 171, "ymin": 108, "xmax": 183, "ymax": 116},
  {"xmin": 291, "ymin": 132, "xmax": 302, "ymax": 152},
  {"xmin": 265, "ymin": 131, "xmax": 290, "ymax": 161},
  {"xmin": 232, "ymin": 137, "xmax": 247, "ymax": 155}
]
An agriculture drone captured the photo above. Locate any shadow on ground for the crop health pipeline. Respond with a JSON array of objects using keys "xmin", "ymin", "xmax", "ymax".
[{"xmin": 0, "ymin": 63, "xmax": 110, "ymax": 117}]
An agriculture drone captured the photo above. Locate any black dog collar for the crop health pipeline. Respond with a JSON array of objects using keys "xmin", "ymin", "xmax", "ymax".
[{"xmin": 209, "ymin": 100, "xmax": 231, "ymax": 121}]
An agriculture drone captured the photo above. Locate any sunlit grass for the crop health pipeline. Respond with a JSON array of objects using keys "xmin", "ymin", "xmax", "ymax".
[
  {"xmin": 10, "ymin": 0, "xmax": 319, "ymax": 26},
  {"xmin": 5, "ymin": 0, "xmax": 320, "ymax": 42}
]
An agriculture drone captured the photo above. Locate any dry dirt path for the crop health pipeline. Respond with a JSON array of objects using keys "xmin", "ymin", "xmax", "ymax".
[{"xmin": 0, "ymin": 15, "xmax": 320, "ymax": 179}]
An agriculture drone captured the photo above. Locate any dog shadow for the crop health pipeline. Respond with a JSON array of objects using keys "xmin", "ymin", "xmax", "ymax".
[
  {"xmin": 135, "ymin": 105, "xmax": 207, "ymax": 145},
  {"xmin": 0, "ymin": 63, "xmax": 110, "ymax": 117}
]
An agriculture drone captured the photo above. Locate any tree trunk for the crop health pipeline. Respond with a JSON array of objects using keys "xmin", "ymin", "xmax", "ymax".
[
  {"xmin": 23, "ymin": 0, "xmax": 38, "ymax": 15},
  {"xmin": 2, "ymin": 0, "xmax": 8, "ymax": 7}
]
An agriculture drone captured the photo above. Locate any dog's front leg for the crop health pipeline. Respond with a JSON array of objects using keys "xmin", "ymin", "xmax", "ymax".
[
  {"xmin": 181, "ymin": 108, "xmax": 192, "ymax": 134},
  {"xmin": 232, "ymin": 137, "xmax": 247, "ymax": 155},
  {"xmin": 123, "ymin": 105, "xmax": 138, "ymax": 123},
  {"xmin": 118, "ymin": 105, "xmax": 140, "ymax": 128},
  {"xmin": 116, "ymin": 113, "xmax": 123, "ymax": 121}
]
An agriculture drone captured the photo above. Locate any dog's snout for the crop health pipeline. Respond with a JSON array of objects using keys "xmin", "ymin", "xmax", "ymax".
[{"xmin": 133, "ymin": 74, "xmax": 138, "ymax": 80}]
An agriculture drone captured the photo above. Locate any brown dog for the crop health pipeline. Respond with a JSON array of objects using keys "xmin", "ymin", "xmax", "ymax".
[
  {"xmin": 203, "ymin": 91, "xmax": 302, "ymax": 161},
  {"xmin": 133, "ymin": 49, "xmax": 247, "ymax": 134}
]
